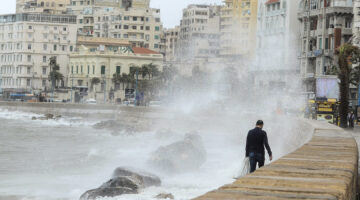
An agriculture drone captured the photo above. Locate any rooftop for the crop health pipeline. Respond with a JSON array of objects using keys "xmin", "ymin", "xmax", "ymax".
[
  {"xmin": 0, "ymin": 13, "xmax": 76, "ymax": 24},
  {"xmin": 132, "ymin": 47, "xmax": 161, "ymax": 55}
]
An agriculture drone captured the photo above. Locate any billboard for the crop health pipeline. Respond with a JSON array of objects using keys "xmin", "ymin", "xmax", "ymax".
[{"xmin": 316, "ymin": 77, "xmax": 339, "ymax": 99}]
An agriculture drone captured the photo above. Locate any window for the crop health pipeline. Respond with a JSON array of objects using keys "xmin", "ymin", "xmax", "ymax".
[
  {"xmin": 81, "ymin": 65, "xmax": 83, "ymax": 73},
  {"xmin": 76, "ymin": 66, "xmax": 79, "ymax": 74},
  {"xmin": 154, "ymin": 35, "xmax": 159, "ymax": 40},
  {"xmin": 71, "ymin": 66, "xmax": 74, "ymax": 74},
  {"xmin": 28, "ymin": 44, "xmax": 32, "ymax": 50},
  {"xmin": 87, "ymin": 65, "xmax": 90, "ymax": 74},
  {"xmin": 70, "ymin": 46, "xmax": 73, "ymax": 52},
  {"xmin": 325, "ymin": 38, "xmax": 329, "ymax": 49},
  {"xmin": 124, "ymin": 25, "xmax": 129, "ymax": 29},
  {"xmin": 43, "ymin": 44, "xmax": 47, "ymax": 51},
  {"xmin": 27, "ymin": 79, "xmax": 31, "ymax": 86},
  {"xmin": 42, "ymin": 67, "xmax": 47, "ymax": 75},
  {"xmin": 132, "ymin": 26, "xmax": 137, "ymax": 30},
  {"xmin": 146, "ymin": 26, "xmax": 150, "ymax": 31},
  {"xmin": 28, "ymin": 26, "xmax": 32, "ymax": 29},
  {"xmin": 93, "ymin": 65, "xmax": 95, "ymax": 74},
  {"xmin": 155, "ymin": 18, "xmax": 160, "ymax": 22},
  {"xmin": 27, "ymin": 55, "xmax": 31, "ymax": 62},
  {"xmin": 27, "ymin": 67, "xmax": 31, "ymax": 74},
  {"xmin": 133, "ymin": 17, "xmax": 137, "ymax": 21},
  {"xmin": 154, "ymin": 44, "xmax": 159, "ymax": 48},
  {"xmin": 101, "ymin": 66, "xmax": 105, "ymax": 75},
  {"xmin": 79, "ymin": 19, "xmax": 83, "ymax": 24},
  {"xmin": 42, "ymin": 79, "xmax": 46, "ymax": 87},
  {"xmin": 116, "ymin": 66, "xmax": 121, "ymax": 74},
  {"xmin": 43, "ymin": 56, "xmax": 46, "ymax": 63},
  {"xmin": 54, "ymin": 44, "xmax": 57, "ymax": 51}
]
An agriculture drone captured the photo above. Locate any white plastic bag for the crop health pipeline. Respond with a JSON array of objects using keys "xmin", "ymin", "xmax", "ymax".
[{"xmin": 235, "ymin": 157, "xmax": 250, "ymax": 179}]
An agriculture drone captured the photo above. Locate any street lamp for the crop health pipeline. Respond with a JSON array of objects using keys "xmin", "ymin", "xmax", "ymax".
[
  {"xmin": 70, "ymin": 73, "xmax": 74, "ymax": 103},
  {"xmin": 102, "ymin": 74, "xmax": 106, "ymax": 104},
  {"xmin": 0, "ymin": 66, "xmax": 2, "ymax": 99}
]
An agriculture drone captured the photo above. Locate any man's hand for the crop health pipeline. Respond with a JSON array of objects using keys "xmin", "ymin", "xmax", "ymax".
[{"xmin": 269, "ymin": 155, "xmax": 273, "ymax": 161}]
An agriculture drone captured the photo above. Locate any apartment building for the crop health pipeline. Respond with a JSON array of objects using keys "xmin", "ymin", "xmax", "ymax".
[
  {"xmin": 253, "ymin": 0, "xmax": 300, "ymax": 91},
  {"xmin": 67, "ymin": 0, "xmax": 163, "ymax": 52},
  {"xmin": 298, "ymin": 0, "xmax": 353, "ymax": 99},
  {"xmin": 16, "ymin": 0, "xmax": 70, "ymax": 14},
  {"xmin": 69, "ymin": 36, "xmax": 163, "ymax": 103},
  {"xmin": 220, "ymin": 0, "xmax": 258, "ymax": 59},
  {"xmin": 353, "ymin": 0, "xmax": 360, "ymax": 44},
  {"xmin": 163, "ymin": 26, "xmax": 180, "ymax": 63},
  {"xmin": 177, "ymin": 4, "xmax": 221, "ymax": 74},
  {"xmin": 0, "ymin": 13, "xmax": 77, "ymax": 96}
]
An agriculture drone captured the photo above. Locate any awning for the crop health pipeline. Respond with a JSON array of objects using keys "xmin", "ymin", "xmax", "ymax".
[
  {"xmin": 265, "ymin": 0, "xmax": 280, "ymax": 4},
  {"xmin": 10, "ymin": 94, "xmax": 34, "ymax": 97}
]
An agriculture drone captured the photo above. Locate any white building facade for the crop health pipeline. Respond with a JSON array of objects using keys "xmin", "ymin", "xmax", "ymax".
[
  {"xmin": 253, "ymin": 0, "xmax": 300, "ymax": 91},
  {"xmin": 0, "ymin": 13, "xmax": 77, "ymax": 96},
  {"xmin": 298, "ymin": 0, "xmax": 353, "ymax": 99},
  {"xmin": 67, "ymin": 0, "xmax": 163, "ymax": 52}
]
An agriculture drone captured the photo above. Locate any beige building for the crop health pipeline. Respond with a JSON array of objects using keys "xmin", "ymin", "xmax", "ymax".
[
  {"xmin": 69, "ymin": 36, "xmax": 163, "ymax": 103},
  {"xmin": 220, "ymin": 0, "xmax": 258, "ymax": 59},
  {"xmin": 177, "ymin": 4, "xmax": 221, "ymax": 74},
  {"xmin": 162, "ymin": 26, "xmax": 180, "ymax": 64},
  {"xmin": 67, "ymin": 0, "xmax": 163, "ymax": 52},
  {"xmin": 16, "ymin": 0, "xmax": 70, "ymax": 14},
  {"xmin": 0, "ymin": 13, "xmax": 77, "ymax": 96}
]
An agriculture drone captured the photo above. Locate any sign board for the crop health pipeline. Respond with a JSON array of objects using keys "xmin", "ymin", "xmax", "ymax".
[
  {"xmin": 316, "ymin": 77, "xmax": 339, "ymax": 100},
  {"xmin": 125, "ymin": 89, "xmax": 135, "ymax": 98}
]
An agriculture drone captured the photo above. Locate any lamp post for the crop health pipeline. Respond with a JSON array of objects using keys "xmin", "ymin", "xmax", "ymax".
[
  {"xmin": 103, "ymin": 74, "xmax": 106, "ymax": 104},
  {"xmin": 70, "ymin": 74, "xmax": 74, "ymax": 103},
  {"xmin": 0, "ymin": 67, "xmax": 2, "ymax": 100},
  {"xmin": 134, "ymin": 69, "xmax": 139, "ymax": 106}
]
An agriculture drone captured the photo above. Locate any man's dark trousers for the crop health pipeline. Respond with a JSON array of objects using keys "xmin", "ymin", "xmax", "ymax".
[{"xmin": 249, "ymin": 152, "xmax": 264, "ymax": 173}]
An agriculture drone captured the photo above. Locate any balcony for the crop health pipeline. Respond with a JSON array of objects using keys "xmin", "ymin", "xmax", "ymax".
[{"xmin": 313, "ymin": 49, "xmax": 323, "ymax": 57}]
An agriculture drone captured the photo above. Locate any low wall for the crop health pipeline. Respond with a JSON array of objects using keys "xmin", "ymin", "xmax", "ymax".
[
  {"xmin": 194, "ymin": 124, "xmax": 359, "ymax": 200},
  {"xmin": 0, "ymin": 101, "xmax": 164, "ymax": 119}
]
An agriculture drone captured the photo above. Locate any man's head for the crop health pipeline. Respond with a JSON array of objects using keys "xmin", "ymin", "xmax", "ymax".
[{"xmin": 256, "ymin": 120, "xmax": 264, "ymax": 129}]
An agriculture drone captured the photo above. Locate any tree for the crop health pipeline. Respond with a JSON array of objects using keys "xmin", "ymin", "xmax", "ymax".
[
  {"xmin": 141, "ymin": 65, "xmax": 150, "ymax": 79},
  {"xmin": 90, "ymin": 77, "xmax": 100, "ymax": 92},
  {"xmin": 112, "ymin": 73, "xmax": 122, "ymax": 90},
  {"xmin": 48, "ymin": 56, "xmax": 62, "ymax": 88},
  {"xmin": 334, "ymin": 43, "xmax": 360, "ymax": 128},
  {"xmin": 148, "ymin": 63, "xmax": 160, "ymax": 79},
  {"xmin": 48, "ymin": 71, "xmax": 64, "ymax": 88}
]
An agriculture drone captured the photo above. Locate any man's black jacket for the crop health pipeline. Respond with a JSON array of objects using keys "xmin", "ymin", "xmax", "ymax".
[{"xmin": 245, "ymin": 127, "xmax": 272, "ymax": 157}]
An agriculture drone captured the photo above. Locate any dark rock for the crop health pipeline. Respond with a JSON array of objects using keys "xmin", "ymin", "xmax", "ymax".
[
  {"xmin": 148, "ymin": 132, "xmax": 207, "ymax": 174},
  {"xmin": 112, "ymin": 167, "xmax": 161, "ymax": 187},
  {"xmin": 31, "ymin": 117, "xmax": 37, "ymax": 120},
  {"xmin": 80, "ymin": 177, "xmax": 139, "ymax": 200},
  {"xmin": 80, "ymin": 168, "xmax": 161, "ymax": 200},
  {"xmin": 93, "ymin": 120, "xmax": 136, "ymax": 134},
  {"xmin": 44, "ymin": 114, "xmax": 54, "ymax": 119},
  {"xmin": 155, "ymin": 193, "xmax": 174, "ymax": 199}
]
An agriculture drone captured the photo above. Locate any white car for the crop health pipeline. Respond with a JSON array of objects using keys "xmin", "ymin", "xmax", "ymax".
[
  {"xmin": 86, "ymin": 99, "xmax": 97, "ymax": 104},
  {"xmin": 149, "ymin": 101, "xmax": 162, "ymax": 107}
]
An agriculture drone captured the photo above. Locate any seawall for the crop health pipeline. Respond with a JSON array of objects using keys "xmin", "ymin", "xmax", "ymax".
[{"xmin": 193, "ymin": 123, "xmax": 359, "ymax": 199}]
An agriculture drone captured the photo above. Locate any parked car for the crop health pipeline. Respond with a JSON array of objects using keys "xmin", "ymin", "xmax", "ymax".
[
  {"xmin": 149, "ymin": 101, "xmax": 162, "ymax": 107},
  {"xmin": 85, "ymin": 99, "xmax": 97, "ymax": 104}
]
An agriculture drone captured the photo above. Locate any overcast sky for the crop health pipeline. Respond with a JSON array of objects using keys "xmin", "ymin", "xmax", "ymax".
[{"xmin": 0, "ymin": 0, "xmax": 223, "ymax": 28}]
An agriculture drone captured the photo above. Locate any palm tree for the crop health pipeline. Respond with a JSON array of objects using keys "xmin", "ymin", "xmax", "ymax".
[
  {"xmin": 335, "ymin": 43, "xmax": 360, "ymax": 128},
  {"xmin": 112, "ymin": 73, "xmax": 122, "ymax": 90},
  {"xmin": 141, "ymin": 65, "xmax": 150, "ymax": 79},
  {"xmin": 148, "ymin": 63, "xmax": 160, "ymax": 79},
  {"xmin": 48, "ymin": 71, "xmax": 64, "ymax": 88},
  {"xmin": 90, "ymin": 77, "xmax": 101, "ymax": 92}
]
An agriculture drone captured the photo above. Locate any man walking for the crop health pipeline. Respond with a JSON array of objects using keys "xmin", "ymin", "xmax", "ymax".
[{"xmin": 246, "ymin": 120, "xmax": 272, "ymax": 173}]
